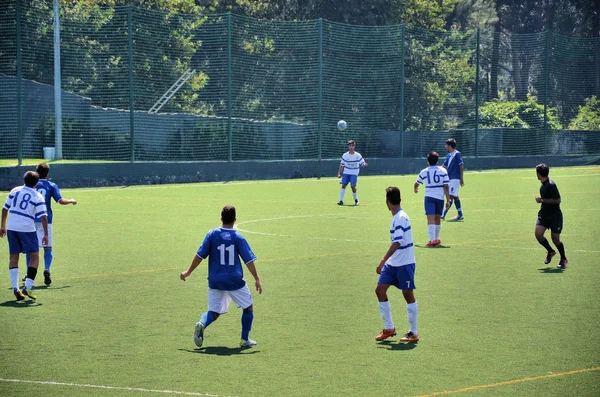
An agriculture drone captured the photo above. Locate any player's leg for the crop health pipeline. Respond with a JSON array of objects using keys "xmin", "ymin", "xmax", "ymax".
[
  {"xmin": 40, "ymin": 223, "xmax": 53, "ymax": 285},
  {"xmin": 550, "ymin": 212, "xmax": 567, "ymax": 268},
  {"xmin": 400, "ymin": 264, "xmax": 419, "ymax": 342},
  {"xmin": 7, "ymin": 235, "xmax": 24, "ymax": 300},
  {"xmin": 195, "ymin": 289, "xmax": 226, "ymax": 347},
  {"xmin": 229, "ymin": 285, "xmax": 257, "ymax": 346},
  {"xmin": 350, "ymin": 176, "xmax": 359, "ymax": 204},
  {"xmin": 442, "ymin": 194, "xmax": 454, "ymax": 219},
  {"xmin": 424, "ymin": 197, "xmax": 439, "ymax": 245},
  {"xmin": 338, "ymin": 175, "xmax": 350, "ymax": 205},
  {"xmin": 375, "ymin": 265, "xmax": 397, "ymax": 340},
  {"xmin": 20, "ymin": 232, "xmax": 40, "ymax": 299},
  {"xmin": 535, "ymin": 217, "xmax": 556, "ymax": 264}
]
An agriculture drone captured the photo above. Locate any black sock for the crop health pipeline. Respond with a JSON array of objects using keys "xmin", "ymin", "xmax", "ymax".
[
  {"xmin": 556, "ymin": 242, "xmax": 566, "ymax": 260},
  {"xmin": 26, "ymin": 266, "xmax": 38, "ymax": 281},
  {"xmin": 538, "ymin": 238, "xmax": 554, "ymax": 253}
]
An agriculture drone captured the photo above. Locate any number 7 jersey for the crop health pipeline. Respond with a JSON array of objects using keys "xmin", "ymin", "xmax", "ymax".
[{"xmin": 196, "ymin": 227, "xmax": 257, "ymax": 291}]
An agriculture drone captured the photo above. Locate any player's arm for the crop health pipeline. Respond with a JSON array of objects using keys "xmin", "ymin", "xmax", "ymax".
[
  {"xmin": 444, "ymin": 183, "xmax": 450, "ymax": 205},
  {"xmin": 459, "ymin": 164, "xmax": 464, "ymax": 186},
  {"xmin": 337, "ymin": 164, "xmax": 344, "ymax": 178},
  {"xmin": 413, "ymin": 182, "xmax": 420, "ymax": 193},
  {"xmin": 0, "ymin": 207, "xmax": 7, "ymax": 238},
  {"xmin": 180, "ymin": 254, "xmax": 203, "ymax": 281},
  {"xmin": 59, "ymin": 198, "xmax": 77, "ymax": 205},
  {"xmin": 377, "ymin": 241, "xmax": 401, "ymax": 274},
  {"xmin": 40, "ymin": 215, "xmax": 49, "ymax": 246},
  {"xmin": 245, "ymin": 261, "xmax": 262, "ymax": 294}
]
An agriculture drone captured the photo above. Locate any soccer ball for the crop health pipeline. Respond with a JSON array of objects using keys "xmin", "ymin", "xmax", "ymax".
[{"xmin": 337, "ymin": 120, "xmax": 347, "ymax": 131}]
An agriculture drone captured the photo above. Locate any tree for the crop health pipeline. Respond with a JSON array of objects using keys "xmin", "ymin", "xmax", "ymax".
[{"xmin": 569, "ymin": 96, "xmax": 600, "ymax": 130}]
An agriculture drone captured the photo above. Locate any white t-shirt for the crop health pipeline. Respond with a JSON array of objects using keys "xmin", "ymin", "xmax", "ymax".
[
  {"xmin": 416, "ymin": 165, "xmax": 450, "ymax": 200},
  {"xmin": 340, "ymin": 151, "xmax": 365, "ymax": 176},
  {"xmin": 387, "ymin": 209, "xmax": 416, "ymax": 267},
  {"xmin": 3, "ymin": 185, "xmax": 47, "ymax": 232}
]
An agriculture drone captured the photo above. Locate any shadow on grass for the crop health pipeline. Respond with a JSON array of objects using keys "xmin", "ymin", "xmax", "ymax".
[
  {"xmin": 538, "ymin": 267, "xmax": 565, "ymax": 274},
  {"xmin": 5, "ymin": 285, "xmax": 71, "ymax": 291},
  {"xmin": 179, "ymin": 346, "xmax": 259, "ymax": 356},
  {"xmin": 376, "ymin": 341, "xmax": 418, "ymax": 351},
  {"xmin": 415, "ymin": 244, "xmax": 451, "ymax": 249},
  {"xmin": 0, "ymin": 300, "xmax": 42, "ymax": 308}
]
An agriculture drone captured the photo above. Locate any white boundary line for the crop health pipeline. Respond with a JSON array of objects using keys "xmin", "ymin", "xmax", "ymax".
[{"xmin": 0, "ymin": 378, "xmax": 234, "ymax": 397}]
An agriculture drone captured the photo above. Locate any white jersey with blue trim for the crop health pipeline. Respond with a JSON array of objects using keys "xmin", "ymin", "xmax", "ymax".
[
  {"xmin": 388, "ymin": 209, "xmax": 415, "ymax": 267},
  {"xmin": 340, "ymin": 151, "xmax": 365, "ymax": 176},
  {"xmin": 416, "ymin": 165, "xmax": 450, "ymax": 200},
  {"xmin": 3, "ymin": 185, "xmax": 47, "ymax": 232}
]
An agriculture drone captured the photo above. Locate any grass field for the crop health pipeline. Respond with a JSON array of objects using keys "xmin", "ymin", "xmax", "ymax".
[{"xmin": 1, "ymin": 166, "xmax": 599, "ymax": 397}]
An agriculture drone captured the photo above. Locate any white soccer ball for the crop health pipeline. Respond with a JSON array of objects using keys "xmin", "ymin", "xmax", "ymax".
[{"xmin": 337, "ymin": 120, "xmax": 347, "ymax": 131}]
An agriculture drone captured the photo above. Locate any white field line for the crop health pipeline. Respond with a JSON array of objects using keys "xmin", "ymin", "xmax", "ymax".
[{"xmin": 0, "ymin": 378, "xmax": 234, "ymax": 397}]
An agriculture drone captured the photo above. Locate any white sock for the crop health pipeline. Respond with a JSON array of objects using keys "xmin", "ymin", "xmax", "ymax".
[
  {"xmin": 378, "ymin": 301, "xmax": 394, "ymax": 330},
  {"xmin": 407, "ymin": 302, "xmax": 418, "ymax": 335},
  {"xmin": 352, "ymin": 192, "xmax": 358, "ymax": 201},
  {"xmin": 339, "ymin": 188, "xmax": 345, "ymax": 201},
  {"xmin": 25, "ymin": 277, "xmax": 34, "ymax": 290},
  {"xmin": 9, "ymin": 268, "xmax": 19, "ymax": 289},
  {"xmin": 428, "ymin": 225, "xmax": 436, "ymax": 241},
  {"xmin": 435, "ymin": 225, "xmax": 441, "ymax": 239}
]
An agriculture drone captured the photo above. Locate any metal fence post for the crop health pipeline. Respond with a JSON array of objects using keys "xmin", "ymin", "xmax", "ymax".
[
  {"xmin": 127, "ymin": 6, "xmax": 135, "ymax": 162},
  {"xmin": 317, "ymin": 18, "xmax": 323, "ymax": 164},
  {"xmin": 16, "ymin": 0, "xmax": 22, "ymax": 165},
  {"xmin": 475, "ymin": 28, "xmax": 480, "ymax": 158},
  {"xmin": 53, "ymin": 0, "xmax": 62, "ymax": 160},
  {"xmin": 399, "ymin": 24, "xmax": 405, "ymax": 158},
  {"xmin": 543, "ymin": 31, "xmax": 549, "ymax": 155},
  {"xmin": 227, "ymin": 12, "xmax": 232, "ymax": 162}
]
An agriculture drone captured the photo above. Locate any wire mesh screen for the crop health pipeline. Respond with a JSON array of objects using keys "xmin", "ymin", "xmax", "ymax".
[{"xmin": 1, "ymin": 2, "xmax": 599, "ymax": 162}]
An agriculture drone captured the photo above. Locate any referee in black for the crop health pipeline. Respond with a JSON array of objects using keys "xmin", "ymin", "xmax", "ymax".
[{"xmin": 534, "ymin": 164, "xmax": 568, "ymax": 269}]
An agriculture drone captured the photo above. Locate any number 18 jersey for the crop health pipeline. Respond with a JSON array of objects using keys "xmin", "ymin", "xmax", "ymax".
[{"xmin": 196, "ymin": 227, "xmax": 257, "ymax": 291}]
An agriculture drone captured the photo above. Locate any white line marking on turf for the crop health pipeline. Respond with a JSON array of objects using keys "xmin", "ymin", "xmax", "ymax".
[{"xmin": 0, "ymin": 378, "xmax": 234, "ymax": 397}]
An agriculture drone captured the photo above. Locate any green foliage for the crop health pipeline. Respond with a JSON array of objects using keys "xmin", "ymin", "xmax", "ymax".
[
  {"xmin": 480, "ymin": 95, "xmax": 563, "ymax": 129},
  {"xmin": 569, "ymin": 96, "xmax": 600, "ymax": 131}
]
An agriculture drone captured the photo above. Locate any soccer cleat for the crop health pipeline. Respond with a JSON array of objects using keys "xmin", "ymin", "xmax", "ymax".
[
  {"xmin": 21, "ymin": 288, "xmax": 37, "ymax": 300},
  {"xmin": 557, "ymin": 258, "xmax": 568, "ymax": 269},
  {"xmin": 425, "ymin": 241, "xmax": 437, "ymax": 247},
  {"xmin": 337, "ymin": 201, "xmax": 344, "ymax": 206},
  {"xmin": 14, "ymin": 288, "xmax": 25, "ymax": 301},
  {"xmin": 375, "ymin": 328, "xmax": 397, "ymax": 341},
  {"xmin": 440, "ymin": 216, "xmax": 445, "ymax": 221},
  {"xmin": 194, "ymin": 322, "xmax": 205, "ymax": 347},
  {"xmin": 43, "ymin": 270, "xmax": 52, "ymax": 286},
  {"xmin": 449, "ymin": 215, "xmax": 464, "ymax": 221},
  {"xmin": 544, "ymin": 251, "xmax": 556, "ymax": 264},
  {"xmin": 240, "ymin": 339, "xmax": 257, "ymax": 347},
  {"xmin": 355, "ymin": 199, "xmax": 359, "ymax": 206},
  {"xmin": 433, "ymin": 239, "xmax": 441, "ymax": 245},
  {"xmin": 399, "ymin": 331, "xmax": 419, "ymax": 342}
]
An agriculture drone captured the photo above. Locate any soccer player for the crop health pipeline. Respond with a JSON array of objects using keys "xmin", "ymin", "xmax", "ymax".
[
  {"xmin": 0, "ymin": 171, "xmax": 48, "ymax": 300},
  {"xmin": 25, "ymin": 163, "xmax": 77, "ymax": 285},
  {"xmin": 441, "ymin": 138, "xmax": 465, "ymax": 221},
  {"xmin": 337, "ymin": 140, "xmax": 368, "ymax": 205},
  {"xmin": 180, "ymin": 205, "xmax": 262, "ymax": 348},
  {"xmin": 374, "ymin": 186, "xmax": 419, "ymax": 343},
  {"xmin": 534, "ymin": 164, "xmax": 568, "ymax": 269},
  {"xmin": 414, "ymin": 152, "xmax": 450, "ymax": 246}
]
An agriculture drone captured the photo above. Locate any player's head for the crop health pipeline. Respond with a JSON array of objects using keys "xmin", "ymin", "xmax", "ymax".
[
  {"xmin": 385, "ymin": 186, "xmax": 401, "ymax": 206},
  {"xmin": 536, "ymin": 163, "xmax": 550, "ymax": 179},
  {"xmin": 36, "ymin": 163, "xmax": 50, "ymax": 179},
  {"xmin": 445, "ymin": 138, "xmax": 457, "ymax": 149},
  {"xmin": 427, "ymin": 151, "xmax": 439, "ymax": 165},
  {"xmin": 221, "ymin": 205, "xmax": 236, "ymax": 225},
  {"xmin": 24, "ymin": 171, "xmax": 39, "ymax": 188},
  {"xmin": 347, "ymin": 140, "xmax": 356, "ymax": 147}
]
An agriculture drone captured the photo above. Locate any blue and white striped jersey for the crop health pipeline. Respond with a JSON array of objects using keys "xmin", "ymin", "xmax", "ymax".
[
  {"xmin": 340, "ymin": 151, "xmax": 365, "ymax": 176},
  {"xmin": 443, "ymin": 150, "xmax": 464, "ymax": 180},
  {"xmin": 3, "ymin": 185, "xmax": 47, "ymax": 232},
  {"xmin": 416, "ymin": 165, "xmax": 450, "ymax": 200},
  {"xmin": 197, "ymin": 227, "xmax": 257, "ymax": 291},
  {"xmin": 34, "ymin": 179, "xmax": 63, "ymax": 224},
  {"xmin": 388, "ymin": 209, "xmax": 415, "ymax": 267}
]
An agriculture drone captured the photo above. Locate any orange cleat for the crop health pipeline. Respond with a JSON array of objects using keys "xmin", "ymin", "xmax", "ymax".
[
  {"xmin": 375, "ymin": 329, "xmax": 397, "ymax": 341},
  {"xmin": 425, "ymin": 241, "xmax": 437, "ymax": 247},
  {"xmin": 399, "ymin": 332, "xmax": 419, "ymax": 342},
  {"xmin": 433, "ymin": 239, "xmax": 441, "ymax": 245},
  {"xmin": 544, "ymin": 251, "xmax": 556, "ymax": 264}
]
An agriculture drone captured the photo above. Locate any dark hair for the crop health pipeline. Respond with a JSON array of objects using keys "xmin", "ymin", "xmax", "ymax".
[
  {"xmin": 24, "ymin": 171, "xmax": 39, "ymax": 188},
  {"xmin": 221, "ymin": 205, "xmax": 236, "ymax": 225},
  {"xmin": 445, "ymin": 138, "xmax": 457, "ymax": 148},
  {"xmin": 427, "ymin": 151, "xmax": 439, "ymax": 165},
  {"xmin": 536, "ymin": 163, "xmax": 550, "ymax": 178},
  {"xmin": 36, "ymin": 163, "xmax": 50, "ymax": 179},
  {"xmin": 385, "ymin": 186, "xmax": 401, "ymax": 205},
  {"xmin": 347, "ymin": 140, "xmax": 356, "ymax": 146}
]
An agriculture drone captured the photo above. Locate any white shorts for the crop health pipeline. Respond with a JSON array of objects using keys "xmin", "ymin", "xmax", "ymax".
[
  {"xmin": 207, "ymin": 284, "xmax": 253, "ymax": 314},
  {"xmin": 35, "ymin": 222, "xmax": 53, "ymax": 248},
  {"xmin": 448, "ymin": 180, "xmax": 461, "ymax": 198}
]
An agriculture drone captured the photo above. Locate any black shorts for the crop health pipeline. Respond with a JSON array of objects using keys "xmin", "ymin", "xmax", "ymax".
[{"xmin": 537, "ymin": 211, "xmax": 563, "ymax": 234}]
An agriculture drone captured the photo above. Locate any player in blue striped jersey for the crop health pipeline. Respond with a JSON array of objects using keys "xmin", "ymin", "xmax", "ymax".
[
  {"xmin": 180, "ymin": 206, "xmax": 262, "ymax": 348},
  {"xmin": 441, "ymin": 138, "xmax": 465, "ymax": 221},
  {"xmin": 0, "ymin": 171, "xmax": 48, "ymax": 300},
  {"xmin": 414, "ymin": 152, "xmax": 450, "ymax": 246},
  {"xmin": 374, "ymin": 187, "xmax": 419, "ymax": 343},
  {"xmin": 25, "ymin": 163, "xmax": 77, "ymax": 286},
  {"xmin": 337, "ymin": 140, "xmax": 368, "ymax": 205}
]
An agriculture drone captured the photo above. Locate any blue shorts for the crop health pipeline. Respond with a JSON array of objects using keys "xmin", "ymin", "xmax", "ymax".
[
  {"xmin": 424, "ymin": 196, "xmax": 444, "ymax": 215},
  {"xmin": 340, "ymin": 174, "xmax": 358, "ymax": 187},
  {"xmin": 377, "ymin": 263, "xmax": 416, "ymax": 290},
  {"xmin": 7, "ymin": 230, "xmax": 39, "ymax": 254}
]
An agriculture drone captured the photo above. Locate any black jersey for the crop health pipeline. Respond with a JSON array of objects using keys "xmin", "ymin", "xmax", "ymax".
[{"xmin": 539, "ymin": 179, "xmax": 561, "ymax": 215}]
